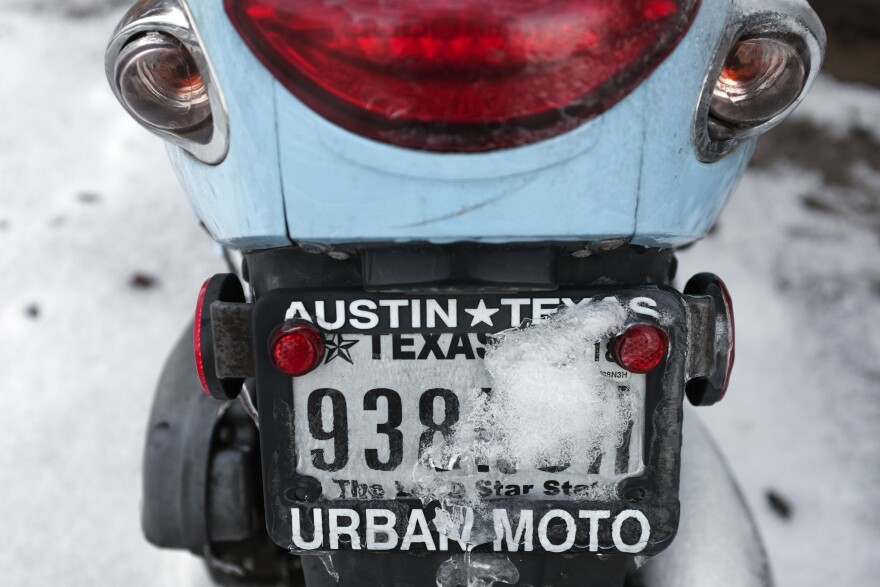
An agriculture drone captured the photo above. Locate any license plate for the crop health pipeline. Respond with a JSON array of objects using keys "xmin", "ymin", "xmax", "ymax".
[
  {"xmin": 292, "ymin": 333, "xmax": 646, "ymax": 502},
  {"xmin": 253, "ymin": 287, "xmax": 688, "ymax": 555}
]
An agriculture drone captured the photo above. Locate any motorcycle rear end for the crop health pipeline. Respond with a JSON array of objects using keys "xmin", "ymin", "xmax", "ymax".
[{"xmin": 104, "ymin": 1, "xmax": 825, "ymax": 585}]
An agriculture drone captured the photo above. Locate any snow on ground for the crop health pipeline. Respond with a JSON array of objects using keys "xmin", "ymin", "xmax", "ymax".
[
  {"xmin": 0, "ymin": 7, "xmax": 220, "ymax": 586},
  {"xmin": 677, "ymin": 169, "xmax": 880, "ymax": 586},
  {"xmin": 794, "ymin": 76, "xmax": 880, "ymax": 141},
  {"xmin": 0, "ymin": 4, "xmax": 878, "ymax": 587},
  {"xmin": 677, "ymin": 75, "xmax": 880, "ymax": 586}
]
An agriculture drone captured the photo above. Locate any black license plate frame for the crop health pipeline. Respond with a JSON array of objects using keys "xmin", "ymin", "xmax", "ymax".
[{"xmin": 252, "ymin": 286, "xmax": 689, "ymax": 556}]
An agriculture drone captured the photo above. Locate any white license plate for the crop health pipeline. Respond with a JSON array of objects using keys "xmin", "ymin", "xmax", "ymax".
[{"xmin": 292, "ymin": 331, "xmax": 645, "ymax": 503}]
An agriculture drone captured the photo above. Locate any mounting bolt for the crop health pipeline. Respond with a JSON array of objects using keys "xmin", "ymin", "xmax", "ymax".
[
  {"xmin": 285, "ymin": 485, "xmax": 320, "ymax": 502},
  {"xmin": 624, "ymin": 487, "xmax": 647, "ymax": 503},
  {"xmin": 593, "ymin": 237, "xmax": 630, "ymax": 252},
  {"xmin": 299, "ymin": 242, "xmax": 331, "ymax": 254}
]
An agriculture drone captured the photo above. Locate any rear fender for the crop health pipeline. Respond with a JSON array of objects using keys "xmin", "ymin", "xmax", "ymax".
[{"xmin": 634, "ymin": 409, "xmax": 773, "ymax": 587}]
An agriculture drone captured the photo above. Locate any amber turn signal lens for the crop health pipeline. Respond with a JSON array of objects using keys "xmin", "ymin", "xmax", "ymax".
[
  {"xmin": 709, "ymin": 37, "xmax": 806, "ymax": 127},
  {"xmin": 115, "ymin": 32, "xmax": 211, "ymax": 132}
]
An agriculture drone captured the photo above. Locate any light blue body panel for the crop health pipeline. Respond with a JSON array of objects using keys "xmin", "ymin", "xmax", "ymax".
[
  {"xmin": 275, "ymin": 98, "xmax": 640, "ymax": 243},
  {"xmin": 173, "ymin": 0, "xmax": 752, "ymax": 249},
  {"xmin": 634, "ymin": 3, "xmax": 756, "ymax": 247},
  {"xmin": 168, "ymin": 0, "xmax": 288, "ymax": 250}
]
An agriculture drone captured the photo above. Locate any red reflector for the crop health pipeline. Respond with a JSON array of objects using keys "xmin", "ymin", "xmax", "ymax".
[
  {"xmin": 269, "ymin": 322, "xmax": 326, "ymax": 377},
  {"xmin": 193, "ymin": 278, "xmax": 212, "ymax": 395},
  {"xmin": 226, "ymin": 0, "xmax": 700, "ymax": 151},
  {"xmin": 614, "ymin": 324, "xmax": 668, "ymax": 374}
]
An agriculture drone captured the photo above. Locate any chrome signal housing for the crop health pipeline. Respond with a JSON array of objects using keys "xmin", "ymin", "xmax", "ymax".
[
  {"xmin": 105, "ymin": 0, "xmax": 229, "ymax": 164},
  {"xmin": 694, "ymin": 0, "xmax": 825, "ymax": 162}
]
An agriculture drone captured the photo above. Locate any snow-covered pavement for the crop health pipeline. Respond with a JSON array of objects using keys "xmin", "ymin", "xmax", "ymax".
[
  {"xmin": 0, "ymin": 6, "xmax": 221, "ymax": 585},
  {"xmin": 1, "ymin": 5, "xmax": 878, "ymax": 586},
  {"xmin": 678, "ymin": 84, "xmax": 880, "ymax": 583}
]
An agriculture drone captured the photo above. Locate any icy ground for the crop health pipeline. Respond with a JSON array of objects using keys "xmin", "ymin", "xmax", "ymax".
[{"xmin": 1, "ymin": 5, "xmax": 879, "ymax": 587}]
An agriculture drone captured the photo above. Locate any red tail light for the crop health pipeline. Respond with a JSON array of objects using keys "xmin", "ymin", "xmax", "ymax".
[
  {"xmin": 613, "ymin": 324, "xmax": 668, "ymax": 374},
  {"xmin": 226, "ymin": 0, "xmax": 700, "ymax": 152},
  {"xmin": 194, "ymin": 274, "xmax": 247, "ymax": 400},
  {"xmin": 269, "ymin": 321, "xmax": 326, "ymax": 377}
]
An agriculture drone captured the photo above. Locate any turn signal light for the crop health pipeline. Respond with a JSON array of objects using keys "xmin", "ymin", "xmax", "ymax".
[
  {"xmin": 269, "ymin": 322, "xmax": 326, "ymax": 377},
  {"xmin": 613, "ymin": 325, "xmax": 668, "ymax": 374},
  {"xmin": 114, "ymin": 32, "xmax": 212, "ymax": 132},
  {"xmin": 709, "ymin": 37, "xmax": 806, "ymax": 127}
]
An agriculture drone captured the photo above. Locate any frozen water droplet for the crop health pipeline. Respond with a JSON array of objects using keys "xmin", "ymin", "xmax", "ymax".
[
  {"xmin": 436, "ymin": 554, "xmax": 519, "ymax": 587},
  {"xmin": 318, "ymin": 553, "xmax": 339, "ymax": 582}
]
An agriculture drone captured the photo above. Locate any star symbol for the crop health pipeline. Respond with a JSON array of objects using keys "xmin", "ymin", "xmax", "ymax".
[
  {"xmin": 464, "ymin": 299, "xmax": 499, "ymax": 327},
  {"xmin": 324, "ymin": 334, "xmax": 359, "ymax": 365}
]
